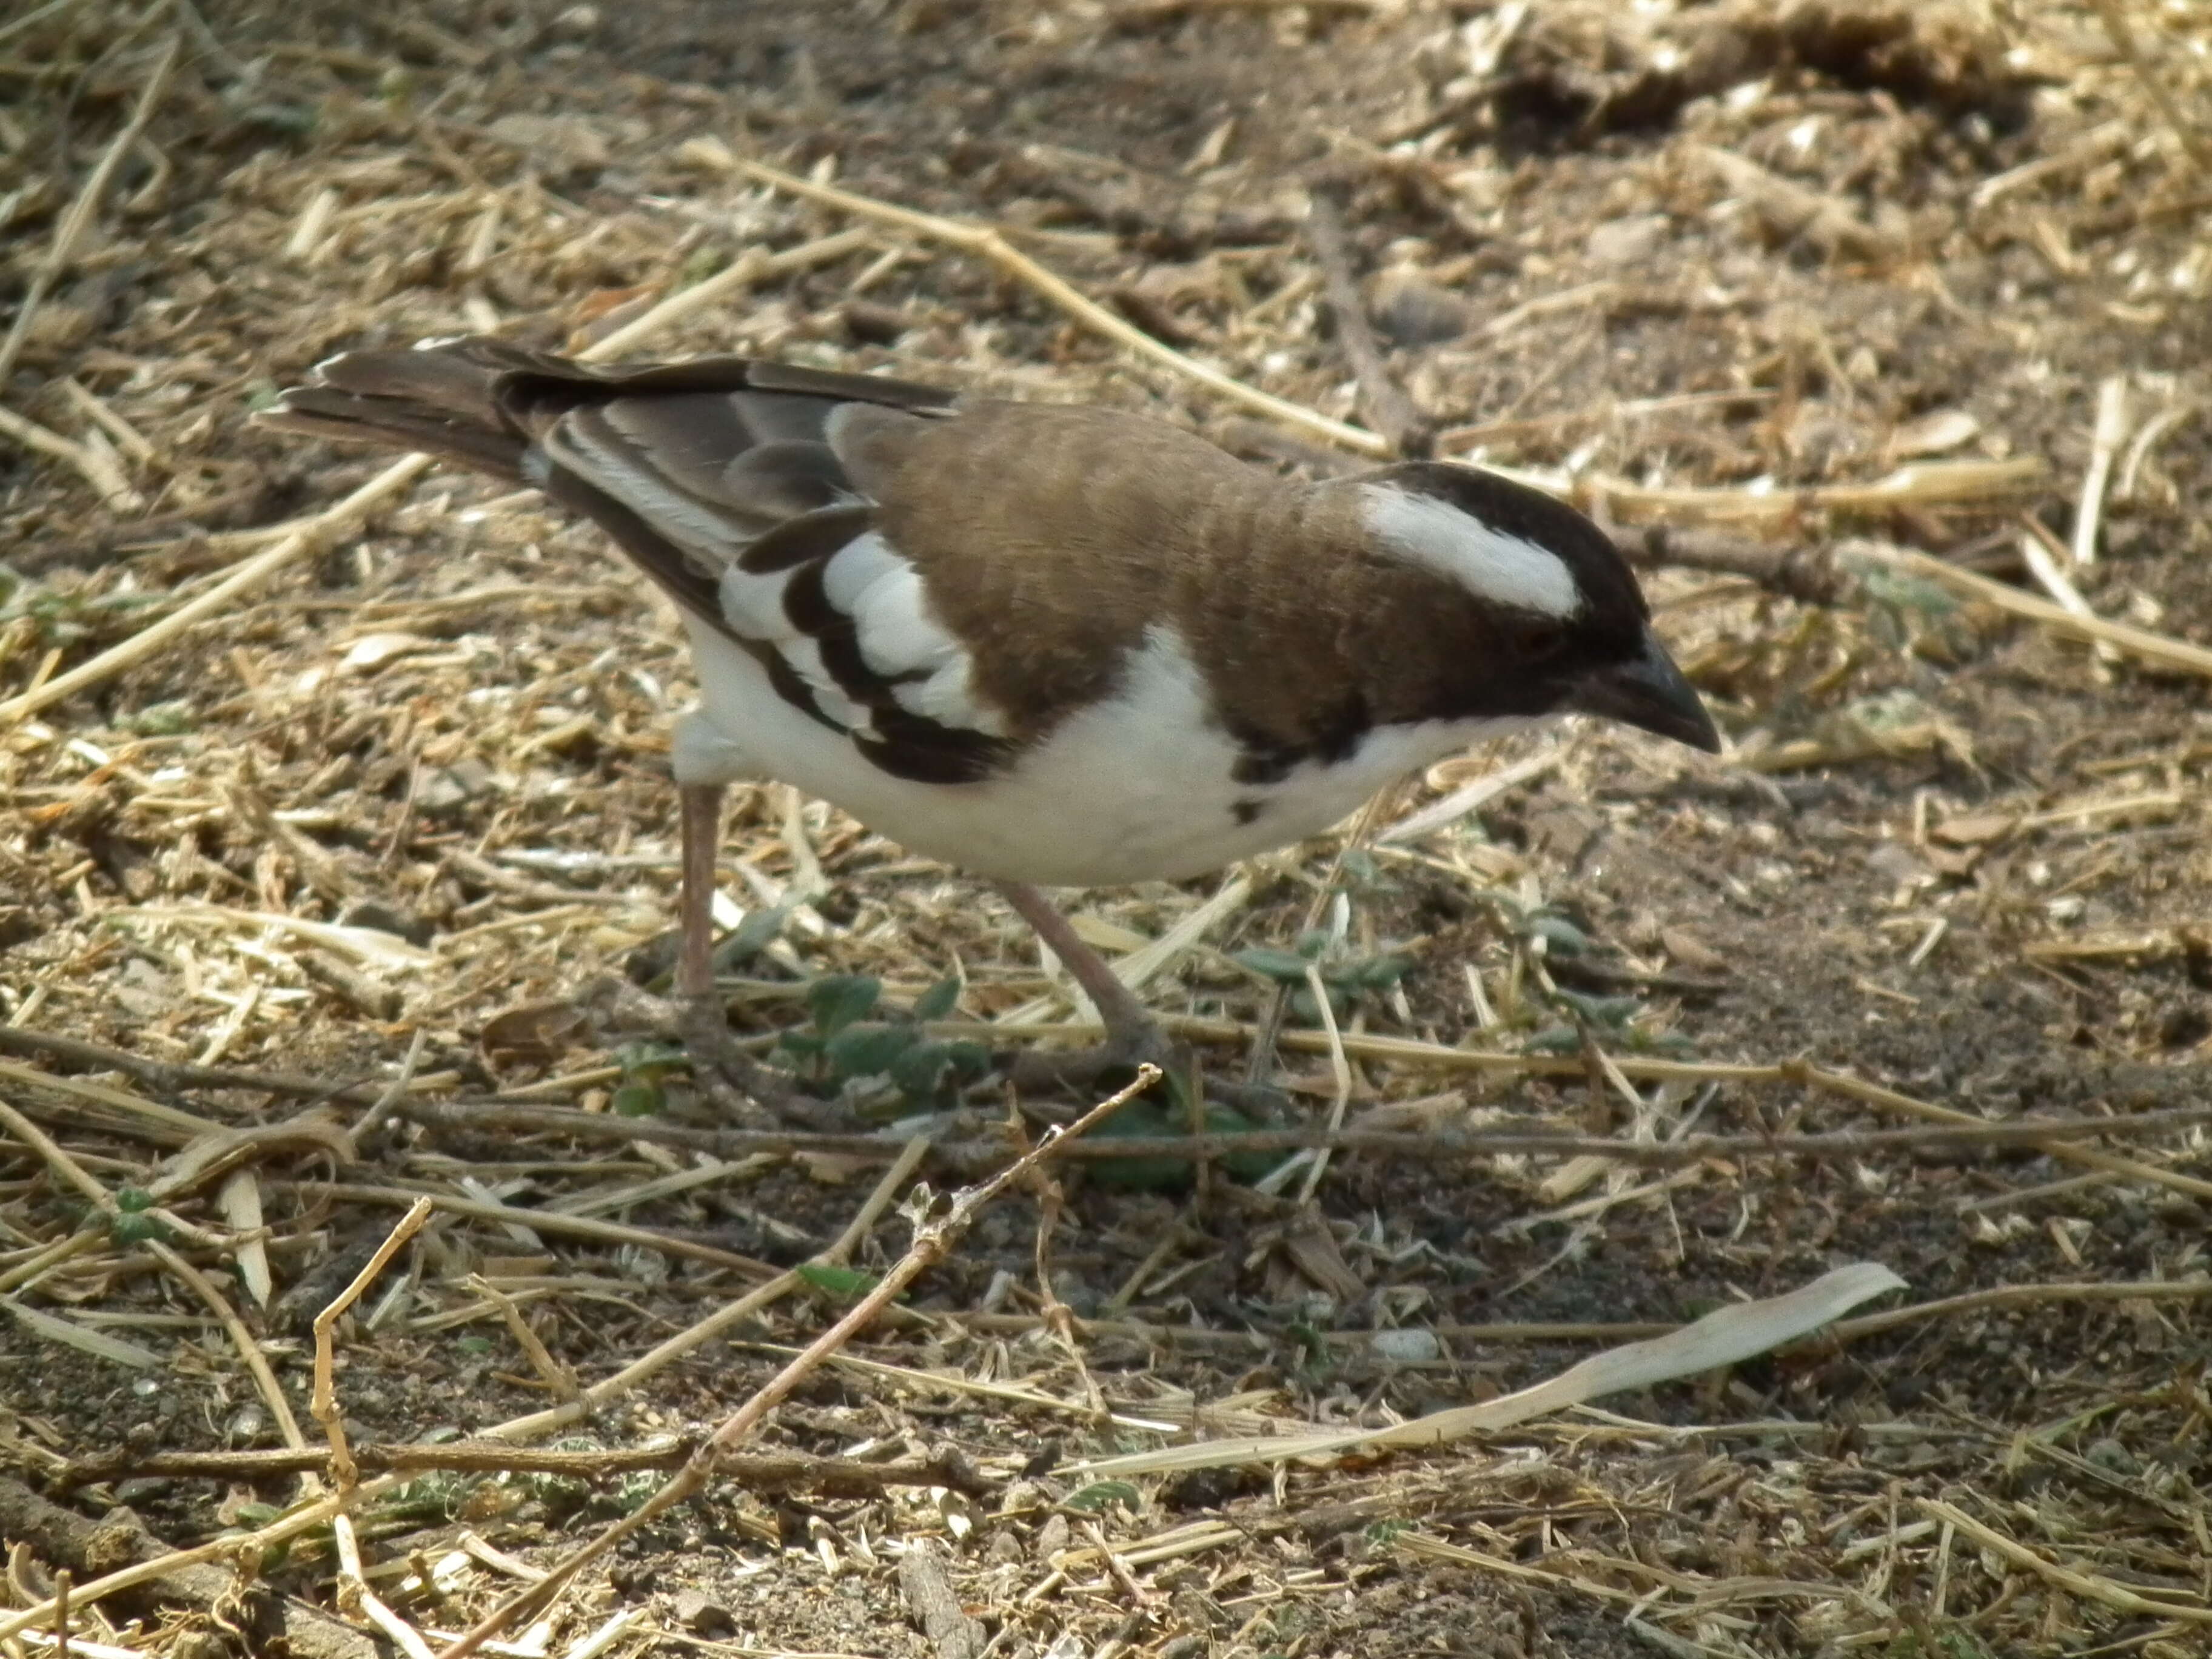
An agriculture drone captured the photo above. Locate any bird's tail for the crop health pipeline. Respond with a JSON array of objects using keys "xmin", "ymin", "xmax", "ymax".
[{"xmin": 260, "ymin": 338, "xmax": 553, "ymax": 480}]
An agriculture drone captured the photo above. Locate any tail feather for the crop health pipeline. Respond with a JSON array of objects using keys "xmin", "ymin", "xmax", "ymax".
[{"xmin": 264, "ymin": 385, "xmax": 532, "ymax": 480}]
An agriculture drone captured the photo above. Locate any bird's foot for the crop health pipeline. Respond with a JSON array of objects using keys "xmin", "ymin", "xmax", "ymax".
[
  {"xmin": 1000, "ymin": 1017, "xmax": 1185, "ymax": 1097},
  {"xmin": 679, "ymin": 993, "xmax": 852, "ymax": 1131}
]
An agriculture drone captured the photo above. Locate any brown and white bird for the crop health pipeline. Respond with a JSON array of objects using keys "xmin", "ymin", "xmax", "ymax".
[{"xmin": 266, "ymin": 339, "xmax": 1718, "ymax": 1084}]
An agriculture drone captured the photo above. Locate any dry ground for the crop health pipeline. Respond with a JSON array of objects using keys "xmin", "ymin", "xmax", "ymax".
[{"xmin": 3, "ymin": 2, "xmax": 2211, "ymax": 1657}]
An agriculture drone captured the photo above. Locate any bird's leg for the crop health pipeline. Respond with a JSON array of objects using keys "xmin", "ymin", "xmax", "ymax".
[
  {"xmin": 993, "ymin": 879, "xmax": 1180, "ymax": 1088},
  {"xmin": 672, "ymin": 782, "xmax": 848, "ymax": 1128},
  {"xmin": 675, "ymin": 782, "xmax": 725, "ymax": 1004}
]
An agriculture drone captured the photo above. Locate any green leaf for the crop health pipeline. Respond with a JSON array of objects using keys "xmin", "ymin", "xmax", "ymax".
[
  {"xmin": 911, "ymin": 975, "xmax": 962, "ymax": 1022},
  {"xmin": 109, "ymin": 1212, "xmax": 167, "ymax": 1245},
  {"xmin": 1344, "ymin": 953, "xmax": 1410, "ymax": 990},
  {"xmin": 777, "ymin": 1031, "xmax": 825, "ymax": 1061},
  {"xmin": 796, "ymin": 1264, "xmax": 878, "ymax": 1301},
  {"xmin": 1550, "ymin": 988, "xmax": 1643, "ymax": 1028},
  {"xmin": 717, "ymin": 899, "xmax": 795, "ymax": 965},
  {"xmin": 1288, "ymin": 983, "xmax": 1348, "ymax": 1025},
  {"xmin": 610, "ymin": 1081, "xmax": 662, "ymax": 1118},
  {"xmin": 1295, "ymin": 928, "xmax": 1335, "ymax": 960},
  {"xmin": 1085, "ymin": 1102, "xmax": 1284, "ymax": 1189},
  {"xmin": 1528, "ymin": 915, "xmax": 1590, "ymax": 956},
  {"xmin": 941, "ymin": 1041, "xmax": 991, "ymax": 1078},
  {"xmin": 825, "ymin": 1022, "xmax": 916, "ymax": 1079},
  {"xmin": 1232, "ymin": 947, "xmax": 1314, "ymax": 983},
  {"xmin": 889, "ymin": 1042, "xmax": 952, "ymax": 1102},
  {"xmin": 124, "ymin": 700, "xmax": 192, "ymax": 737},
  {"xmin": 113, "ymin": 1187, "xmax": 153, "ymax": 1213},
  {"xmin": 1521, "ymin": 1025, "xmax": 1582, "ymax": 1054},
  {"xmin": 615, "ymin": 1040, "xmax": 687, "ymax": 1081},
  {"xmin": 1061, "ymin": 1480, "xmax": 1141, "ymax": 1514},
  {"xmin": 807, "ymin": 974, "xmax": 880, "ymax": 1037}
]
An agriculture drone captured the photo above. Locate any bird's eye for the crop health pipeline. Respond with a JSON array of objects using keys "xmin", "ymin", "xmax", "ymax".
[{"xmin": 1511, "ymin": 619, "xmax": 1567, "ymax": 659}]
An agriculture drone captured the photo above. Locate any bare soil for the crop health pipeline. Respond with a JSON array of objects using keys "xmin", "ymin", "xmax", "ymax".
[{"xmin": 2, "ymin": 3, "xmax": 2209, "ymax": 1658}]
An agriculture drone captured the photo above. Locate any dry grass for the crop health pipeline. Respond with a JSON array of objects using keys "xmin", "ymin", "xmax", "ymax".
[{"xmin": 2, "ymin": 1, "xmax": 2211, "ymax": 1657}]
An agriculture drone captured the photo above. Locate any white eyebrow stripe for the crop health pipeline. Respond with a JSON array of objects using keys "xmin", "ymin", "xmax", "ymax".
[{"xmin": 1360, "ymin": 484, "xmax": 1581, "ymax": 619}]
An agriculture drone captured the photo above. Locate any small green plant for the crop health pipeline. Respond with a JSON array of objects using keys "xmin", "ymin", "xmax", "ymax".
[
  {"xmin": 1521, "ymin": 984, "xmax": 1694, "ymax": 1057},
  {"xmin": 609, "ymin": 1040, "xmax": 689, "ymax": 1117},
  {"xmin": 107, "ymin": 1187, "xmax": 169, "ymax": 1247},
  {"xmin": 1061, "ymin": 1480, "xmax": 1141, "ymax": 1515},
  {"xmin": 777, "ymin": 974, "xmax": 988, "ymax": 1116},
  {"xmin": 1084, "ymin": 1095, "xmax": 1286, "ymax": 1191},
  {"xmin": 1234, "ymin": 928, "xmax": 1410, "ymax": 1025}
]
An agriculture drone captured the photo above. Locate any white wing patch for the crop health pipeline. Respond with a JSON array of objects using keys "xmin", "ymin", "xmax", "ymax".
[
  {"xmin": 552, "ymin": 416, "xmax": 1011, "ymax": 752},
  {"xmin": 1362, "ymin": 484, "xmax": 1580, "ymax": 619},
  {"xmin": 825, "ymin": 533, "xmax": 1011, "ymax": 739}
]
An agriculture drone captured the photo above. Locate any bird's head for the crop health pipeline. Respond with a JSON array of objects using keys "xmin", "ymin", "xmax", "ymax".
[{"xmin": 1355, "ymin": 462, "xmax": 1721, "ymax": 753}]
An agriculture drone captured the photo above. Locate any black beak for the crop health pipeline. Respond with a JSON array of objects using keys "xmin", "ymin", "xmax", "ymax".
[{"xmin": 1570, "ymin": 625, "xmax": 1721, "ymax": 753}]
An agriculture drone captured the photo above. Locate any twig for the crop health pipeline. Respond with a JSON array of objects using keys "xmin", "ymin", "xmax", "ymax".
[
  {"xmin": 2088, "ymin": 0, "xmax": 2212, "ymax": 176},
  {"xmin": 312, "ymin": 1197, "xmax": 434, "ymax": 1490},
  {"xmin": 1828, "ymin": 1278, "xmax": 2212, "ymax": 1344},
  {"xmin": 347, "ymin": 1028, "xmax": 428, "ymax": 1153},
  {"xmin": 0, "ymin": 404, "xmax": 143, "ymax": 513},
  {"xmin": 0, "ymin": 34, "xmax": 179, "ymax": 389},
  {"xmin": 0, "ymin": 454, "xmax": 437, "ymax": 729},
  {"xmin": 0, "ymin": 1024, "xmax": 386, "ymax": 1101},
  {"xmin": 398, "ymin": 1091, "xmax": 2212, "ymax": 1170},
  {"xmin": 467, "ymin": 1273, "xmax": 580, "ymax": 1400},
  {"xmin": 1305, "ymin": 183, "xmax": 1433, "ymax": 457},
  {"xmin": 1616, "ymin": 523, "xmax": 1851, "ymax": 607},
  {"xmin": 288, "ymin": 1181, "xmax": 783, "ymax": 1275},
  {"xmin": 142, "ymin": 1239, "xmax": 313, "ymax": 1508},
  {"xmin": 56, "ymin": 1440, "xmax": 991, "ymax": 1498},
  {"xmin": 431, "ymin": 1067, "xmax": 1155, "ymax": 1659},
  {"xmin": 0, "ymin": 1153, "xmax": 940, "ymax": 1647},
  {"xmin": 314, "ymin": 1201, "xmax": 441, "ymax": 1659},
  {"xmin": 1917, "ymin": 1498, "xmax": 2212, "ymax": 1624},
  {"xmin": 681, "ymin": 140, "xmax": 1389, "ymax": 457},
  {"xmin": 588, "ymin": 226, "xmax": 873, "ymax": 355},
  {"xmin": 2071, "ymin": 375, "xmax": 2131, "ymax": 567},
  {"xmin": 0, "ymin": 223, "xmax": 866, "ymax": 731},
  {"xmin": 1854, "ymin": 540, "xmax": 2212, "ymax": 682}
]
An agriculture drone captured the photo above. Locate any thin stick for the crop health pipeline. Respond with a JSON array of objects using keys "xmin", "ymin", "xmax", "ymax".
[
  {"xmin": 147, "ymin": 1244, "xmax": 307, "ymax": 1451},
  {"xmin": 589, "ymin": 227, "xmax": 873, "ymax": 356},
  {"xmin": 1305, "ymin": 183, "xmax": 1433, "ymax": 457},
  {"xmin": 0, "ymin": 226, "xmax": 864, "ymax": 732},
  {"xmin": 1828, "ymin": 1277, "xmax": 2212, "ymax": 1344},
  {"xmin": 2088, "ymin": 0, "xmax": 2212, "ymax": 176},
  {"xmin": 0, "ymin": 404, "xmax": 142, "ymax": 513},
  {"xmin": 691, "ymin": 142, "xmax": 1389, "ymax": 457},
  {"xmin": 394, "ymin": 1092, "xmax": 2212, "ymax": 1167},
  {"xmin": 0, "ymin": 454, "xmax": 435, "ymax": 729},
  {"xmin": 1917, "ymin": 1498, "xmax": 2212, "ymax": 1624},
  {"xmin": 2071, "ymin": 375, "xmax": 2130, "ymax": 567},
  {"xmin": 0, "ymin": 1023, "xmax": 385, "ymax": 1104},
  {"xmin": 432, "ymin": 1067, "xmax": 1156, "ymax": 1659},
  {"xmin": 0, "ymin": 34, "xmax": 179, "ymax": 389},
  {"xmin": 1857, "ymin": 541, "xmax": 2212, "ymax": 683},
  {"xmin": 312, "ymin": 1198, "xmax": 434, "ymax": 1489},
  {"xmin": 347, "ymin": 1028, "xmax": 429, "ymax": 1153}
]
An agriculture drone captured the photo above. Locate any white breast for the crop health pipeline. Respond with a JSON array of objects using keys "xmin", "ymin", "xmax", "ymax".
[{"xmin": 674, "ymin": 622, "xmax": 1531, "ymax": 888}]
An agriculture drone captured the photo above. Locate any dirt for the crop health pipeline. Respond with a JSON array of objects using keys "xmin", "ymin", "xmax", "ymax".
[{"xmin": 3, "ymin": 2, "xmax": 2210, "ymax": 1657}]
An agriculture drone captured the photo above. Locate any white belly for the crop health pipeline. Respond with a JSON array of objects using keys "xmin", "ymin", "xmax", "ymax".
[{"xmin": 674, "ymin": 621, "xmax": 1530, "ymax": 888}]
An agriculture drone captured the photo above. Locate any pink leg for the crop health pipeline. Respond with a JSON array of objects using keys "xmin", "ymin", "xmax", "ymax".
[
  {"xmin": 993, "ymin": 880, "xmax": 1159, "ymax": 1051},
  {"xmin": 677, "ymin": 783, "xmax": 724, "ymax": 1000}
]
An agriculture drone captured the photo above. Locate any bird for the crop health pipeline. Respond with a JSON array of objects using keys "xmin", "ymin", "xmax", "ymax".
[{"xmin": 264, "ymin": 337, "xmax": 1719, "ymax": 1094}]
